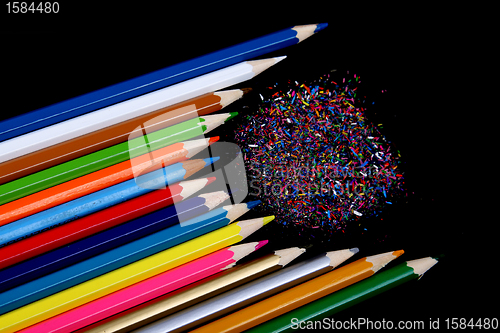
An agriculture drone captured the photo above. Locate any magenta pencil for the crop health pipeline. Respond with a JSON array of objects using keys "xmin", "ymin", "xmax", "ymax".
[{"xmin": 18, "ymin": 241, "xmax": 268, "ymax": 333}]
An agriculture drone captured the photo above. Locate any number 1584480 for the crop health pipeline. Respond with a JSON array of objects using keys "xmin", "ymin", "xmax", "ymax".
[{"xmin": 6, "ymin": 2, "xmax": 59, "ymax": 13}]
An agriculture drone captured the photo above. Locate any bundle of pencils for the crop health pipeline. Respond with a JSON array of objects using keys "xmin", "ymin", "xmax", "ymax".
[
  {"xmin": 129, "ymin": 251, "xmax": 439, "ymax": 333},
  {"xmin": 0, "ymin": 24, "xmax": 328, "ymax": 333}
]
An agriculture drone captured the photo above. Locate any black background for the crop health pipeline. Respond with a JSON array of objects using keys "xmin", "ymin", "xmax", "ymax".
[{"xmin": 1, "ymin": 3, "xmax": 492, "ymax": 331}]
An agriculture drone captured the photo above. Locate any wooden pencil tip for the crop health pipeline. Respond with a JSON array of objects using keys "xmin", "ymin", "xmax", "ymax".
[
  {"xmin": 366, "ymin": 250, "xmax": 404, "ymax": 273},
  {"xmin": 197, "ymin": 191, "xmax": 230, "ymax": 210},
  {"xmin": 326, "ymin": 248, "xmax": 359, "ymax": 269},
  {"xmin": 248, "ymin": 57, "xmax": 286, "ymax": 76},
  {"xmin": 228, "ymin": 242, "xmax": 264, "ymax": 265},
  {"xmin": 179, "ymin": 177, "xmax": 217, "ymax": 199},
  {"xmin": 236, "ymin": 217, "xmax": 268, "ymax": 240},
  {"xmin": 215, "ymin": 89, "xmax": 244, "ymax": 108},
  {"xmin": 406, "ymin": 257, "xmax": 439, "ymax": 278},
  {"xmin": 292, "ymin": 25, "xmax": 320, "ymax": 43},
  {"xmin": 275, "ymin": 247, "xmax": 306, "ymax": 267},
  {"xmin": 241, "ymin": 87, "xmax": 252, "ymax": 95}
]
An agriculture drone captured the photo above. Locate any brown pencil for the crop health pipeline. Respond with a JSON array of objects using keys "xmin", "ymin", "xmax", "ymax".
[{"xmin": 0, "ymin": 89, "xmax": 247, "ymax": 185}]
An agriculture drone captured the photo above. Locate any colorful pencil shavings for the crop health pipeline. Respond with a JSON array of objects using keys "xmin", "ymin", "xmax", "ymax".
[{"xmin": 234, "ymin": 73, "xmax": 406, "ymax": 234}]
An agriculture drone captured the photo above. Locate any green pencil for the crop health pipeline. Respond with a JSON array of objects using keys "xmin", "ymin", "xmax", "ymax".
[
  {"xmin": 0, "ymin": 113, "xmax": 237, "ymax": 205},
  {"xmin": 248, "ymin": 257, "xmax": 438, "ymax": 333}
]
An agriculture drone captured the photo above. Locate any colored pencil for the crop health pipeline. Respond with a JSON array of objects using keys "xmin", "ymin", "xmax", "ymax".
[
  {"xmin": 0, "ymin": 188, "xmax": 227, "ymax": 292},
  {"xmin": 0, "ymin": 201, "xmax": 263, "ymax": 315},
  {"xmin": 20, "ymin": 241, "xmax": 269, "ymax": 333},
  {"xmin": 0, "ymin": 56, "xmax": 284, "ymax": 163},
  {"xmin": 0, "ymin": 24, "xmax": 326, "ymax": 142},
  {"xmin": 0, "ymin": 112, "xmax": 235, "ymax": 205},
  {"xmin": 84, "ymin": 246, "xmax": 306, "ymax": 333},
  {"xmin": 246, "ymin": 257, "xmax": 439, "ymax": 333},
  {"xmin": 0, "ymin": 215, "xmax": 273, "ymax": 333},
  {"xmin": 0, "ymin": 137, "xmax": 218, "ymax": 225},
  {"xmin": 0, "ymin": 89, "xmax": 246, "ymax": 185},
  {"xmin": 0, "ymin": 177, "xmax": 214, "ymax": 270},
  {"xmin": 143, "ymin": 248, "xmax": 359, "ymax": 332},
  {"xmin": 189, "ymin": 250, "xmax": 405, "ymax": 333},
  {"xmin": 0, "ymin": 157, "xmax": 218, "ymax": 246}
]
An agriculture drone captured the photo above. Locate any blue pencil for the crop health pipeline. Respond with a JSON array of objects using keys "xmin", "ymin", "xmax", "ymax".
[
  {"xmin": 0, "ymin": 200, "xmax": 260, "ymax": 315},
  {"xmin": 0, "ymin": 190, "xmax": 230, "ymax": 293},
  {"xmin": 0, "ymin": 157, "xmax": 218, "ymax": 247},
  {"xmin": 0, "ymin": 24, "xmax": 327, "ymax": 142}
]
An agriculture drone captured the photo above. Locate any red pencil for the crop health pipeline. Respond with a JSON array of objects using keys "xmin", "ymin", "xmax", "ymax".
[
  {"xmin": 18, "ymin": 241, "xmax": 268, "ymax": 333},
  {"xmin": 0, "ymin": 177, "xmax": 215, "ymax": 270}
]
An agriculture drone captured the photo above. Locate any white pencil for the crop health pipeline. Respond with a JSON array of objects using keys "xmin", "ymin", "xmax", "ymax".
[{"xmin": 0, "ymin": 57, "xmax": 285, "ymax": 163}]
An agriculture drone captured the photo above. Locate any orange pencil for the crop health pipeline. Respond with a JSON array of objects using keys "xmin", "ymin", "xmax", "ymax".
[
  {"xmin": 190, "ymin": 250, "xmax": 404, "ymax": 333},
  {"xmin": 0, "ymin": 137, "xmax": 217, "ymax": 225}
]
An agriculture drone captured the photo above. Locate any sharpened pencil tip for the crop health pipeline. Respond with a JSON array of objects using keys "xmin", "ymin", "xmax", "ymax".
[
  {"xmin": 206, "ymin": 177, "xmax": 217, "ymax": 185},
  {"xmin": 241, "ymin": 88, "xmax": 252, "ymax": 95},
  {"xmin": 226, "ymin": 112, "xmax": 238, "ymax": 121},
  {"xmin": 408, "ymin": 257, "xmax": 439, "ymax": 277},
  {"xmin": 273, "ymin": 56, "xmax": 287, "ymax": 64},
  {"xmin": 248, "ymin": 57, "xmax": 286, "ymax": 76},
  {"xmin": 350, "ymin": 247, "xmax": 359, "ymax": 254},
  {"xmin": 255, "ymin": 240, "xmax": 268, "ymax": 250},
  {"xmin": 393, "ymin": 250, "xmax": 404, "ymax": 258},
  {"xmin": 263, "ymin": 215, "xmax": 275, "ymax": 225},
  {"xmin": 245, "ymin": 200, "xmax": 261, "ymax": 209},
  {"xmin": 209, "ymin": 136, "xmax": 219, "ymax": 145},
  {"xmin": 227, "ymin": 188, "xmax": 239, "ymax": 195},
  {"xmin": 203, "ymin": 157, "xmax": 219, "ymax": 166},
  {"xmin": 315, "ymin": 22, "xmax": 328, "ymax": 32}
]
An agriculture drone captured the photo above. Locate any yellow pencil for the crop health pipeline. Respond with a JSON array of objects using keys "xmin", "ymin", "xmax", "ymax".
[{"xmin": 0, "ymin": 216, "xmax": 274, "ymax": 333}]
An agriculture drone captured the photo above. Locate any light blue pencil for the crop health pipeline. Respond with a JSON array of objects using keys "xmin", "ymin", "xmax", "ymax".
[{"xmin": 0, "ymin": 157, "xmax": 218, "ymax": 247}]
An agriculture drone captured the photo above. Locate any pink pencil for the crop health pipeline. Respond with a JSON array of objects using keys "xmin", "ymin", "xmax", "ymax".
[{"xmin": 19, "ymin": 240, "xmax": 268, "ymax": 333}]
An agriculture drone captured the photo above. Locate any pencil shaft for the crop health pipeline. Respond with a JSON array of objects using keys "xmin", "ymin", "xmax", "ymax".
[
  {"xmin": 0, "ymin": 158, "xmax": 214, "ymax": 246},
  {"xmin": 84, "ymin": 249, "xmax": 284, "ymax": 333},
  {"xmin": 191, "ymin": 252, "xmax": 402, "ymax": 333},
  {"xmin": 0, "ymin": 203, "xmax": 251, "ymax": 315},
  {"xmin": 0, "ymin": 57, "xmax": 277, "ymax": 163},
  {"xmin": 20, "ymin": 243, "xmax": 262, "ymax": 333},
  {"xmin": 0, "ymin": 138, "xmax": 214, "ymax": 224},
  {"xmin": 144, "ymin": 252, "xmax": 350, "ymax": 332},
  {"xmin": 0, "ymin": 91, "xmax": 229, "ymax": 184},
  {"xmin": 0, "ymin": 216, "xmax": 261, "ymax": 332},
  {"xmin": 247, "ymin": 262, "xmax": 429, "ymax": 333},
  {"xmin": 0, "ymin": 115, "xmax": 213, "ymax": 206},
  {"xmin": 0, "ymin": 178, "xmax": 210, "ymax": 270},
  {"xmin": 0, "ymin": 190, "xmax": 221, "ymax": 292},
  {"xmin": 0, "ymin": 25, "xmax": 324, "ymax": 142}
]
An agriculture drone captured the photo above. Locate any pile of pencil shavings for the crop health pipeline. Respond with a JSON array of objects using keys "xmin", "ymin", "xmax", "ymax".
[{"xmin": 235, "ymin": 73, "xmax": 406, "ymax": 233}]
